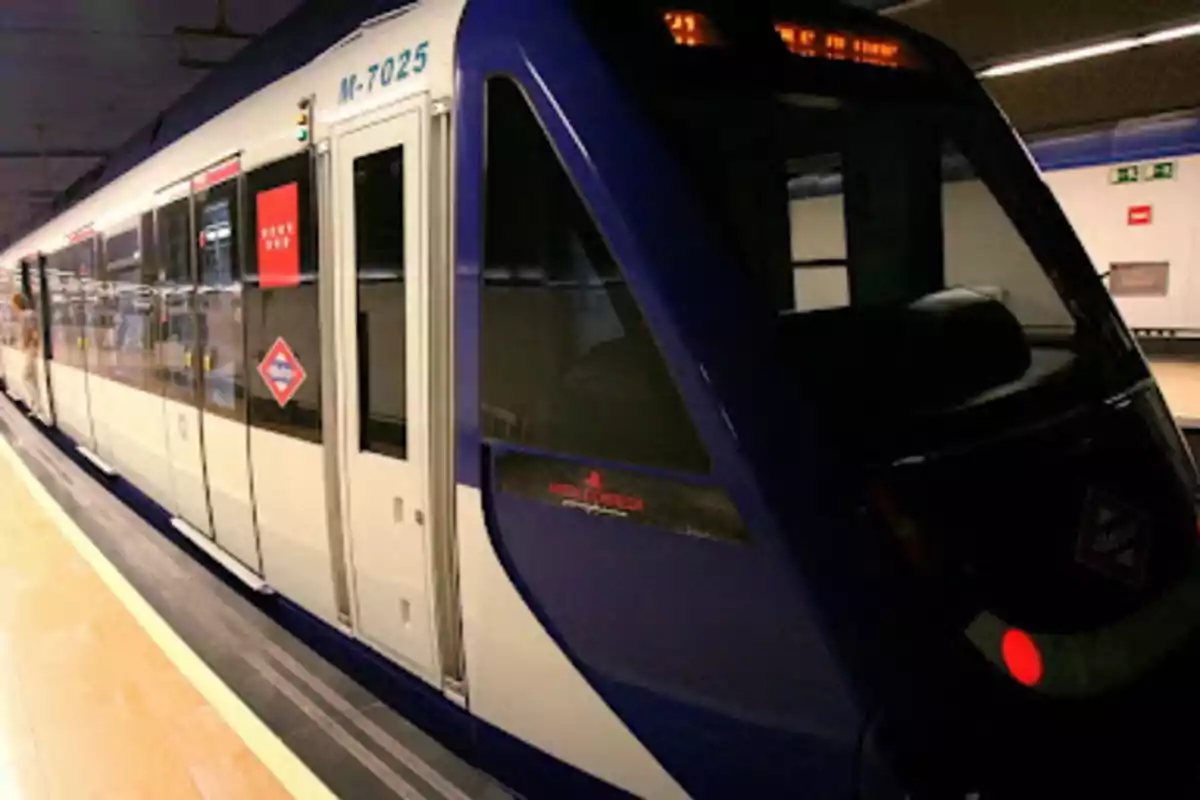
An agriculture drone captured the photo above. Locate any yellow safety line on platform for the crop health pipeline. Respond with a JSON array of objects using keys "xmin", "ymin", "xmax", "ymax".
[{"xmin": 0, "ymin": 433, "xmax": 338, "ymax": 800}]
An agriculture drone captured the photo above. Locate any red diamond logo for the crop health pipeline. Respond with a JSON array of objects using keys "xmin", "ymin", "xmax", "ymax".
[{"xmin": 257, "ymin": 337, "xmax": 307, "ymax": 408}]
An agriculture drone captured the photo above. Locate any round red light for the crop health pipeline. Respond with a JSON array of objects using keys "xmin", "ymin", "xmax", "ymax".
[{"xmin": 1001, "ymin": 629, "xmax": 1043, "ymax": 686}]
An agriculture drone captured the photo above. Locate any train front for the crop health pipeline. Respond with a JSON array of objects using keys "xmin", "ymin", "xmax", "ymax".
[{"xmin": 458, "ymin": 0, "xmax": 1200, "ymax": 795}]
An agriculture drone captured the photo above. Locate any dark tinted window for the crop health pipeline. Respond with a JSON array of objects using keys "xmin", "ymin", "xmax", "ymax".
[
  {"xmin": 194, "ymin": 176, "xmax": 244, "ymax": 416},
  {"xmin": 157, "ymin": 197, "xmax": 197, "ymax": 403},
  {"xmin": 482, "ymin": 78, "xmax": 709, "ymax": 473},
  {"xmin": 353, "ymin": 146, "xmax": 406, "ymax": 459},
  {"xmin": 245, "ymin": 152, "xmax": 321, "ymax": 442}
]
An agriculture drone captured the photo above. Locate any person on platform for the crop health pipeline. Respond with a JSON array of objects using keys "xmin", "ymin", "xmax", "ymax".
[{"xmin": 12, "ymin": 293, "xmax": 40, "ymax": 415}]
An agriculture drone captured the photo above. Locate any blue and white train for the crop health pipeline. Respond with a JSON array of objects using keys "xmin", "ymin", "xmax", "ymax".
[{"xmin": 3, "ymin": 1, "xmax": 1200, "ymax": 796}]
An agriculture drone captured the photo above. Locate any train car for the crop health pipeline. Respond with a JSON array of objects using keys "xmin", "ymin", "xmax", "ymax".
[{"xmin": 3, "ymin": 1, "xmax": 1200, "ymax": 797}]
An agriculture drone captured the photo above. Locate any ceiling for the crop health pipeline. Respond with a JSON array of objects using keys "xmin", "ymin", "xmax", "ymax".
[
  {"xmin": 0, "ymin": 0, "xmax": 302, "ymax": 249},
  {"xmin": 890, "ymin": 0, "xmax": 1200, "ymax": 132},
  {"xmin": 0, "ymin": 0, "xmax": 1198, "ymax": 248}
]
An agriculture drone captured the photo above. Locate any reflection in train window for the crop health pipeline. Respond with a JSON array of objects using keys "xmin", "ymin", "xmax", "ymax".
[
  {"xmin": 195, "ymin": 177, "xmax": 244, "ymax": 416},
  {"xmin": 157, "ymin": 197, "xmax": 197, "ymax": 403},
  {"xmin": 481, "ymin": 77, "xmax": 710, "ymax": 474},
  {"xmin": 244, "ymin": 152, "xmax": 321, "ymax": 442}
]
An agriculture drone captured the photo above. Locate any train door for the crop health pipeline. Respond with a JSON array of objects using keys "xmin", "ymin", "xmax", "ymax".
[
  {"xmin": 193, "ymin": 160, "xmax": 261, "ymax": 571},
  {"xmin": 156, "ymin": 187, "xmax": 211, "ymax": 535},
  {"xmin": 333, "ymin": 102, "xmax": 440, "ymax": 680}
]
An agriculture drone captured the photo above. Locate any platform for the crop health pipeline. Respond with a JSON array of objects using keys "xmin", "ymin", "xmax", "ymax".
[
  {"xmin": 0, "ymin": 438, "xmax": 292, "ymax": 798},
  {"xmin": 1149, "ymin": 358, "xmax": 1200, "ymax": 427},
  {"xmin": 0, "ymin": 398, "xmax": 509, "ymax": 799}
]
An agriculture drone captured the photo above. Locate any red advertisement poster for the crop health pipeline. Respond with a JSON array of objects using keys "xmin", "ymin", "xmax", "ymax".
[{"xmin": 257, "ymin": 182, "xmax": 300, "ymax": 288}]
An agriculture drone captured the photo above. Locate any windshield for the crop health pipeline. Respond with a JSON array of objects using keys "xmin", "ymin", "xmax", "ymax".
[{"xmin": 669, "ymin": 88, "xmax": 1079, "ymax": 334}]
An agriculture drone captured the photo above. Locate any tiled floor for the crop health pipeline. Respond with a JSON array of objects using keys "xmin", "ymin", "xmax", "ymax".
[{"xmin": 0, "ymin": 447, "xmax": 291, "ymax": 799}]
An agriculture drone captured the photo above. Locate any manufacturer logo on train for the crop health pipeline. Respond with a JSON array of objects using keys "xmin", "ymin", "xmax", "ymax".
[
  {"xmin": 258, "ymin": 337, "xmax": 307, "ymax": 408},
  {"xmin": 547, "ymin": 470, "xmax": 645, "ymax": 518}
]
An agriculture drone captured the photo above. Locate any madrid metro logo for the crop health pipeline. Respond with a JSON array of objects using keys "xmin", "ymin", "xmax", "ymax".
[
  {"xmin": 257, "ymin": 336, "xmax": 307, "ymax": 408},
  {"xmin": 547, "ymin": 469, "xmax": 645, "ymax": 518}
]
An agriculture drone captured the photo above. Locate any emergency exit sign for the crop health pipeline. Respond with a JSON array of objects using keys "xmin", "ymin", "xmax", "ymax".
[
  {"xmin": 1111, "ymin": 165, "xmax": 1139, "ymax": 184},
  {"xmin": 1149, "ymin": 161, "xmax": 1176, "ymax": 180},
  {"xmin": 1109, "ymin": 160, "xmax": 1177, "ymax": 184}
]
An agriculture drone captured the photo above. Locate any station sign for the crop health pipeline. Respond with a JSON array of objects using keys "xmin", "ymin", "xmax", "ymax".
[
  {"xmin": 1109, "ymin": 159, "xmax": 1177, "ymax": 184},
  {"xmin": 257, "ymin": 337, "xmax": 307, "ymax": 408}
]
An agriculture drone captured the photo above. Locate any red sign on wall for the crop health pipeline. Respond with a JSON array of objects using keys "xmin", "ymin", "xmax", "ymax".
[
  {"xmin": 1128, "ymin": 205, "xmax": 1153, "ymax": 226},
  {"xmin": 257, "ymin": 182, "xmax": 300, "ymax": 288}
]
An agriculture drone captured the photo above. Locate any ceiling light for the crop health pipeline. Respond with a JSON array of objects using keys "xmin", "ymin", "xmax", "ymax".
[
  {"xmin": 1140, "ymin": 21, "xmax": 1200, "ymax": 45},
  {"xmin": 979, "ymin": 20, "xmax": 1200, "ymax": 78}
]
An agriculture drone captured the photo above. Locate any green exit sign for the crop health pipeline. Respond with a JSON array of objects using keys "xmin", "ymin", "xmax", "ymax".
[
  {"xmin": 1109, "ymin": 160, "xmax": 1177, "ymax": 184},
  {"xmin": 1110, "ymin": 165, "xmax": 1139, "ymax": 184},
  {"xmin": 1148, "ymin": 160, "xmax": 1176, "ymax": 181}
]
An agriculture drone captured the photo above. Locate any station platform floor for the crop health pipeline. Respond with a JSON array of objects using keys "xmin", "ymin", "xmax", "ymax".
[
  {"xmin": 1149, "ymin": 358, "xmax": 1200, "ymax": 426},
  {"xmin": 0, "ymin": 397, "xmax": 509, "ymax": 799},
  {"xmin": 0, "ymin": 438, "xmax": 291, "ymax": 798}
]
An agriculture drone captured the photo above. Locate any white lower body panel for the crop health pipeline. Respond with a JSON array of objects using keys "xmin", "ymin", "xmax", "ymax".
[
  {"xmin": 87, "ymin": 371, "xmax": 119, "ymax": 467},
  {"xmin": 48, "ymin": 362, "xmax": 91, "ymax": 447},
  {"xmin": 162, "ymin": 396, "xmax": 210, "ymax": 536},
  {"xmin": 203, "ymin": 411, "xmax": 260, "ymax": 571},
  {"xmin": 91, "ymin": 377, "xmax": 176, "ymax": 512},
  {"xmin": 251, "ymin": 426, "xmax": 337, "ymax": 624}
]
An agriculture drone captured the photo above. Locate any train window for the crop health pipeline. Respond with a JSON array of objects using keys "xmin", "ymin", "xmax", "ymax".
[
  {"xmin": 244, "ymin": 152, "xmax": 321, "ymax": 443},
  {"xmin": 481, "ymin": 77, "xmax": 710, "ymax": 474},
  {"xmin": 781, "ymin": 109, "xmax": 1074, "ymax": 331},
  {"xmin": 789, "ymin": 153, "xmax": 850, "ymax": 312},
  {"xmin": 42, "ymin": 251, "xmax": 64, "ymax": 363},
  {"xmin": 353, "ymin": 145, "xmax": 407, "ymax": 459},
  {"xmin": 194, "ymin": 175, "xmax": 245, "ymax": 417},
  {"xmin": 81, "ymin": 239, "xmax": 104, "ymax": 381},
  {"xmin": 95, "ymin": 229, "xmax": 129, "ymax": 385},
  {"xmin": 45, "ymin": 242, "xmax": 93, "ymax": 371},
  {"xmin": 103, "ymin": 218, "xmax": 157, "ymax": 391},
  {"xmin": 156, "ymin": 197, "xmax": 197, "ymax": 403}
]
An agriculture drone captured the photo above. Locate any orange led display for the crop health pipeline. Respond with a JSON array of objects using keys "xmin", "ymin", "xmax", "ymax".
[
  {"xmin": 774, "ymin": 22, "xmax": 912, "ymax": 68},
  {"xmin": 664, "ymin": 11, "xmax": 719, "ymax": 47}
]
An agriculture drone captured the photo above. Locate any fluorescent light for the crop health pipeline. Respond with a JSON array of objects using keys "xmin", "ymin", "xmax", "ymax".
[
  {"xmin": 980, "ymin": 20, "xmax": 1200, "ymax": 78},
  {"xmin": 1141, "ymin": 21, "xmax": 1200, "ymax": 45}
]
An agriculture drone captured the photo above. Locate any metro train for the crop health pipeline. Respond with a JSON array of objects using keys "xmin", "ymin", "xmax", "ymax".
[{"xmin": 3, "ymin": 0, "xmax": 1200, "ymax": 797}]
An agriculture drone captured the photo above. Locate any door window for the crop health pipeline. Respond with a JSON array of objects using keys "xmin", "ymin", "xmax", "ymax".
[
  {"xmin": 102, "ymin": 215, "xmax": 158, "ymax": 391},
  {"xmin": 481, "ymin": 77, "xmax": 709, "ymax": 474},
  {"xmin": 352, "ymin": 145, "xmax": 407, "ymax": 459},
  {"xmin": 194, "ymin": 177, "xmax": 245, "ymax": 416},
  {"xmin": 157, "ymin": 197, "xmax": 197, "ymax": 403}
]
